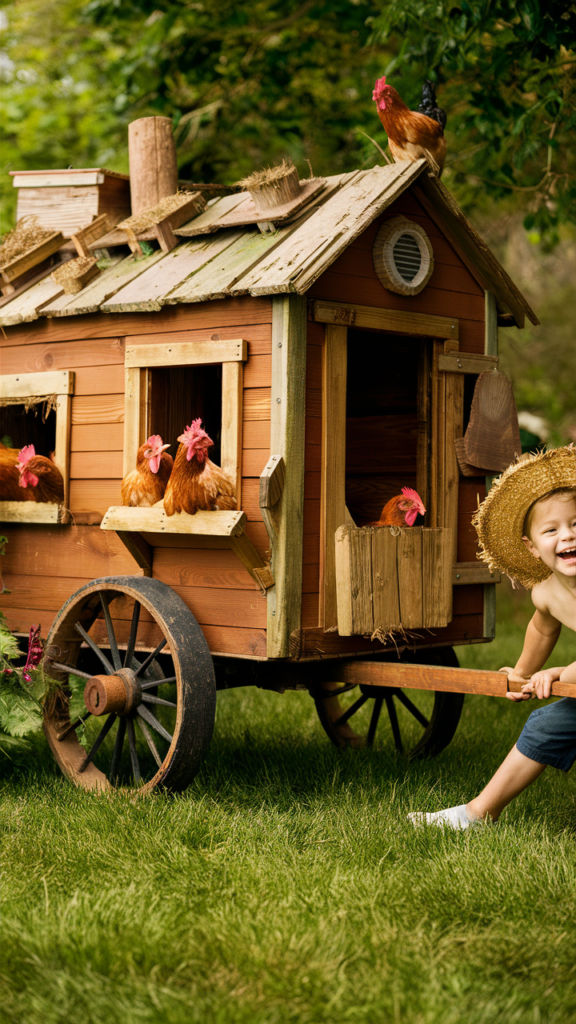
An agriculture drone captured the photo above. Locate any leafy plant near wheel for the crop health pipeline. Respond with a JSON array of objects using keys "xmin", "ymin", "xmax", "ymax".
[{"xmin": 0, "ymin": 613, "xmax": 86, "ymax": 750}]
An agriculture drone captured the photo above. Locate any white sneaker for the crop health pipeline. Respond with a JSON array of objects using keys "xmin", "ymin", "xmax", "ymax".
[{"xmin": 407, "ymin": 804, "xmax": 484, "ymax": 831}]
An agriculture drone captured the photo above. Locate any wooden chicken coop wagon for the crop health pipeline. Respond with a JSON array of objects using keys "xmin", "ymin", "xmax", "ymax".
[{"xmin": 0, "ymin": 118, "xmax": 541, "ymax": 793}]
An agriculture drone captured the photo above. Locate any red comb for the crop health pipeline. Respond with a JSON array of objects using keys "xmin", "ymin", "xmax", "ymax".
[{"xmin": 17, "ymin": 444, "xmax": 36, "ymax": 466}]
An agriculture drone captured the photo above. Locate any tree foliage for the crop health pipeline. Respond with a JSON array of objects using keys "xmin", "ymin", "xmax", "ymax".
[
  {"xmin": 2, "ymin": 0, "xmax": 574, "ymax": 241},
  {"xmin": 369, "ymin": 0, "xmax": 576, "ymax": 245}
]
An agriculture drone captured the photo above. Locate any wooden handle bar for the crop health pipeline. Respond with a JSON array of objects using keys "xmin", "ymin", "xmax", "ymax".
[{"xmin": 339, "ymin": 661, "xmax": 576, "ymax": 700}]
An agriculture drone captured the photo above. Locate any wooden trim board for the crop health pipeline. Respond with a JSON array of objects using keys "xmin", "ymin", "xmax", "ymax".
[
  {"xmin": 0, "ymin": 501, "xmax": 62, "ymax": 523},
  {"xmin": 438, "ymin": 352, "xmax": 498, "ymax": 374},
  {"xmin": 125, "ymin": 338, "xmax": 247, "ymax": 368},
  {"xmin": 320, "ymin": 324, "xmax": 347, "ymax": 630},
  {"xmin": 310, "ymin": 299, "xmax": 458, "ymax": 341},
  {"xmin": 266, "ymin": 294, "xmax": 307, "ymax": 657},
  {"xmin": 0, "ymin": 369, "xmax": 74, "ymax": 399},
  {"xmin": 101, "ymin": 506, "xmax": 247, "ymax": 537}
]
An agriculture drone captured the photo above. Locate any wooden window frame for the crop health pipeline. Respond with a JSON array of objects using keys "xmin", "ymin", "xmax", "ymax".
[
  {"xmin": 0, "ymin": 369, "xmax": 73, "ymax": 524},
  {"xmin": 114, "ymin": 338, "xmax": 246, "ymax": 537}
]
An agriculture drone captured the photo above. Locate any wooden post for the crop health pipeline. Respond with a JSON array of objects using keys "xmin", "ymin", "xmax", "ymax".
[
  {"xmin": 266, "ymin": 295, "xmax": 307, "ymax": 658},
  {"xmin": 484, "ymin": 290, "xmax": 499, "ymax": 638},
  {"xmin": 320, "ymin": 324, "xmax": 348, "ymax": 629},
  {"xmin": 128, "ymin": 117, "xmax": 178, "ymax": 215}
]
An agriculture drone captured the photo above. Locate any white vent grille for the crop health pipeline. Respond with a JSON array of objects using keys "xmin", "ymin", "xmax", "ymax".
[
  {"xmin": 393, "ymin": 233, "xmax": 422, "ymax": 282},
  {"xmin": 372, "ymin": 217, "xmax": 434, "ymax": 296}
]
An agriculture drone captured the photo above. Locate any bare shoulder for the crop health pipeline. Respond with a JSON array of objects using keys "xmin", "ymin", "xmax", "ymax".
[
  {"xmin": 532, "ymin": 576, "xmax": 576, "ymax": 633},
  {"xmin": 531, "ymin": 579, "xmax": 552, "ymax": 612}
]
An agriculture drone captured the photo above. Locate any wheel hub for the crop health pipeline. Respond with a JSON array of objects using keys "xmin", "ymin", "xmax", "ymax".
[{"xmin": 83, "ymin": 668, "xmax": 142, "ymax": 717}]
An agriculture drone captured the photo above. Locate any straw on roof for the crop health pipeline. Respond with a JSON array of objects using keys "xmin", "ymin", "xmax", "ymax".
[
  {"xmin": 119, "ymin": 193, "xmax": 202, "ymax": 233},
  {"xmin": 237, "ymin": 159, "xmax": 297, "ymax": 193},
  {"xmin": 0, "ymin": 216, "xmax": 54, "ymax": 269}
]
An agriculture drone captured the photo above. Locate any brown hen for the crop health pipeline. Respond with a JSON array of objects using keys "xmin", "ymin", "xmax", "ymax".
[{"xmin": 163, "ymin": 419, "xmax": 236, "ymax": 517}]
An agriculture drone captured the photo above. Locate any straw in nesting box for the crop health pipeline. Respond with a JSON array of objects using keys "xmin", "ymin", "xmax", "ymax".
[
  {"xmin": 51, "ymin": 256, "xmax": 100, "ymax": 294},
  {"xmin": 118, "ymin": 192, "xmax": 201, "ymax": 234},
  {"xmin": 0, "ymin": 216, "xmax": 55, "ymax": 269},
  {"xmin": 237, "ymin": 159, "xmax": 301, "ymax": 212}
]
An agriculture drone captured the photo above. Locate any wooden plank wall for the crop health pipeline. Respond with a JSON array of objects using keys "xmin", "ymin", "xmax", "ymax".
[
  {"xmin": 303, "ymin": 187, "xmax": 487, "ymax": 648},
  {"xmin": 0, "ymin": 298, "xmax": 274, "ymax": 657}
]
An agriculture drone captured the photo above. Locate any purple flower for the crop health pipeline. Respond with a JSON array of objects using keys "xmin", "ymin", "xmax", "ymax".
[{"xmin": 23, "ymin": 625, "xmax": 44, "ymax": 679}]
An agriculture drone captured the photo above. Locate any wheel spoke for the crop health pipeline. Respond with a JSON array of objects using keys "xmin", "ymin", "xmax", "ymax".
[
  {"xmin": 57, "ymin": 711, "xmax": 92, "ymax": 742},
  {"xmin": 79, "ymin": 714, "xmax": 117, "ymax": 773},
  {"xmin": 366, "ymin": 697, "xmax": 383, "ymax": 748},
  {"xmin": 333, "ymin": 693, "xmax": 369, "ymax": 728},
  {"xmin": 133, "ymin": 640, "xmax": 167, "ymax": 679},
  {"xmin": 74, "ymin": 622, "xmax": 114, "ymax": 675},
  {"xmin": 99, "ymin": 592, "xmax": 122, "ymax": 671},
  {"xmin": 142, "ymin": 694, "xmax": 177, "ymax": 709},
  {"xmin": 395, "ymin": 689, "xmax": 429, "ymax": 729},
  {"xmin": 126, "ymin": 718, "xmax": 141, "ymax": 783},
  {"xmin": 385, "ymin": 695, "xmax": 403, "ymax": 752},
  {"xmin": 136, "ymin": 717, "xmax": 163, "ymax": 769},
  {"xmin": 109, "ymin": 717, "xmax": 126, "ymax": 783},
  {"xmin": 47, "ymin": 661, "xmax": 92, "ymax": 681},
  {"xmin": 141, "ymin": 676, "xmax": 176, "ymax": 691},
  {"xmin": 137, "ymin": 704, "xmax": 173, "ymax": 744},
  {"xmin": 123, "ymin": 601, "xmax": 141, "ymax": 669}
]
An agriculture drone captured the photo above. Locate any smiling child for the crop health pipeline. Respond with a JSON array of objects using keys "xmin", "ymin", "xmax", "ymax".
[{"xmin": 408, "ymin": 445, "xmax": 576, "ymax": 830}]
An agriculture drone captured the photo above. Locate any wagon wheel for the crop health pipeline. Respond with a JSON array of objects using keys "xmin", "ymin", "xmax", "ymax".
[
  {"xmin": 43, "ymin": 576, "xmax": 216, "ymax": 794},
  {"xmin": 313, "ymin": 648, "xmax": 464, "ymax": 759}
]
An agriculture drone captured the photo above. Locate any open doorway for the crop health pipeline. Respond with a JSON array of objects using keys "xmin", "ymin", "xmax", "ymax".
[{"xmin": 345, "ymin": 330, "xmax": 424, "ymax": 526}]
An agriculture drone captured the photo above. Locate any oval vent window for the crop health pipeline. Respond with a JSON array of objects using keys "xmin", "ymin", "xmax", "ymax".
[{"xmin": 373, "ymin": 216, "xmax": 434, "ymax": 295}]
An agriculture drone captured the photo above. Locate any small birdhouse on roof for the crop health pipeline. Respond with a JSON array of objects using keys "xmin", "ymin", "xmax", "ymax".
[{"xmin": 0, "ymin": 116, "xmax": 537, "ymax": 667}]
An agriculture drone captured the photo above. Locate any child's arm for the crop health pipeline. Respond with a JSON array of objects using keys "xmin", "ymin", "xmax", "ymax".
[
  {"xmin": 503, "ymin": 609, "xmax": 561, "ymax": 702},
  {"xmin": 522, "ymin": 659, "xmax": 576, "ymax": 699}
]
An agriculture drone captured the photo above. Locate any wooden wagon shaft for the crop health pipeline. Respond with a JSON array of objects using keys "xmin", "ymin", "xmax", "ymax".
[{"xmin": 338, "ymin": 661, "xmax": 576, "ymax": 700}]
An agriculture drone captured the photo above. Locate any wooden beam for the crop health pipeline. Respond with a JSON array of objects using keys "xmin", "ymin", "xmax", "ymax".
[
  {"xmin": 483, "ymin": 292, "xmax": 498, "ymax": 637},
  {"xmin": 0, "ymin": 369, "xmax": 74, "ymax": 399},
  {"xmin": 115, "ymin": 531, "xmax": 152, "ymax": 576},
  {"xmin": 452, "ymin": 562, "xmax": 501, "ymax": 585},
  {"xmin": 123, "ymin": 366, "xmax": 148, "ymax": 477},
  {"xmin": 53, "ymin": 392, "xmax": 72, "ymax": 521},
  {"xmin": 321, "ymin": 323, "xmax": 347, "ymax": 630},
  {"xmin": 438, "ymin": 352, "xmax": 498, "ymax": 374},
  {"xmin": 71, "ymin": 215, "xmax": 112, "ymax": 258},
  {"xmin": 0, "ymin": 501, "xmax": 61, "ymax": 523},
  {"xmin": 259, "ymin": 454, "xmax": 285, "ymax": 544},
  {"xmin": 310, "ymin": 299, "xmax": 458, "ymax": 341},
  {"xmin": 125, "ymin": 339, "xmax": 247, "ymax": 368},
  {"xmin": 266, "ymin": 294, "xmax": 307, "ymax": 657},
  {"xmin": 338, "ymin": 660, "xmax": 576, "ymax": 699},
  {"xmin": 101, "ymin": 506, "xmax": 247, "ymax": 537},
  {"xmin": 221, "ymin": 360, "xmax": 243, "ymax": 508},
  {"xmin": 228, "ymin": 533, "xmax": 274, "ymax": 592}
]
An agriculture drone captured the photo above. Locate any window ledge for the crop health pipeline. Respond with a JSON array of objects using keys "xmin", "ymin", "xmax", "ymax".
[
  {"xmin": 100, "ymin": 505, "xmax": 247, "ymax": 537},
  {"xmin": 0, "ymin": 500, "xmax": 67, "ymax": 524}
]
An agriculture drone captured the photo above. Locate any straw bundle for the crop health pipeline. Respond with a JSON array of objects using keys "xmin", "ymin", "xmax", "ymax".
[
  {"xmin": 51, "ymin": 256, "xmax": 99, "ymax": 294},
  {"xmin": 119, "ymin": 192, "xmax": 201, "ymax": 233},
  {"xmin": 0, "ymin": 216, "xmax": 54, "ymax": 269},
  {"xmin": 237, "ymin": 159, "xmax": 301, "ymax": 212}
]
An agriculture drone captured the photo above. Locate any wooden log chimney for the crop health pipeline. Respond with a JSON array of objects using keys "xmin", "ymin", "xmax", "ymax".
[{"xmin": 128, "ymin": 117, "xmax": 178, "ymax": 215}]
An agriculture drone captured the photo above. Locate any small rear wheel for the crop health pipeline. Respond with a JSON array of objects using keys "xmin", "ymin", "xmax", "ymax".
[
  {"xmin": 43, "ymin": 576, "xmax": 216, "ymax": 794},
  {"xmin": 313, "ymin": 647, "xmax": 464, "ymax": 759}
]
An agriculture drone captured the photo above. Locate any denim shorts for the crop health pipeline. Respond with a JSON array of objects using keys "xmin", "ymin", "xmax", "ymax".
[{"xmin": 517, "ymin": 697, "xmax": 576, "ymax": 772}]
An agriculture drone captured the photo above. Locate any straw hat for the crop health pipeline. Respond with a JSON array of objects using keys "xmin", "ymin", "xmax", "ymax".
[{"xmin": 473, "ymin": 445, "xmax": 576, "ymax": 589}]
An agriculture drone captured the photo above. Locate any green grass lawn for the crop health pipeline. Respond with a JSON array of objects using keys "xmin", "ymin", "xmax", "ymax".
[{"xmin": 1, "ymin": 583, "xmax": 575, "ymax": 1024}]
